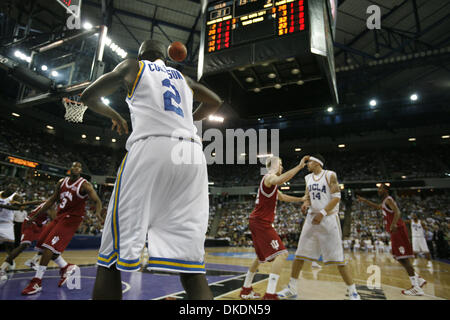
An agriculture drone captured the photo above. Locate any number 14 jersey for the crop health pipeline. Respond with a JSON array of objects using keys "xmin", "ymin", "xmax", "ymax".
[
  {"xmin": 305, "ymin": 170, "xmax": 339, "ymax": 215},
  {"xmin": 125, "ymin": 59, "xmax": 200, "ymax": 151}
]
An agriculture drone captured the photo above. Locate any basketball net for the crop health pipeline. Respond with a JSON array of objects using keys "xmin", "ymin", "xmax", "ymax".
[{"xmin": 62, "ymin": 95, "xmax": 88, "ymax": 123}]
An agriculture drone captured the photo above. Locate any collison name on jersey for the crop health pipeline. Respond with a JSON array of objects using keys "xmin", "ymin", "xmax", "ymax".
[{"xmin": 147, "ymin": 61, "xmax": 184, "ymax": 80}]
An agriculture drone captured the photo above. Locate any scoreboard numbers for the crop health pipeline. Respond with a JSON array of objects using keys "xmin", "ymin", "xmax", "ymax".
[{"xmin": 206, "ymin": 0, "xmax": 307, "ymax": 54}]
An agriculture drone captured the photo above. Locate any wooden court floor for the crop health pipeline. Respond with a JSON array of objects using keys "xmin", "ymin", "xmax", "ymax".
[{"xmin": 1, "ymin": 247, "xmax": 449, "ymax": 300}]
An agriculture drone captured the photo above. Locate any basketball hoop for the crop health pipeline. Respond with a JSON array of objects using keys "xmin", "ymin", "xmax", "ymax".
[{"xmin": 62, "ymin": 94, "xmax": 88, "ymax": 123}]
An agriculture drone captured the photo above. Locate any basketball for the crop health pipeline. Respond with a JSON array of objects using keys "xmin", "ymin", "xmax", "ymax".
[{"xmin": 167, "ymin": 41, "xmax": 187, "ymax": 62}]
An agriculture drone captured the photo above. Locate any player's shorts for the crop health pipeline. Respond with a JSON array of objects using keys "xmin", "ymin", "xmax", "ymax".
[
  {"xmin": 390, "ymin": 225, "xmax": 414, "ymax": 260},
  {"xmin": 412, "ymin": 236, "xmax": 429, "ymax": 254},
  {"xmin": 249, "ymin": 218, "xmax": 287, "ymax": 263},
  {"xmin": 0, "ymin": 222, "xmax": 14, "ymax": 243},
  {"xmin": 20, "ymin": 222, "xmax": 44, "ymax": 244},
  {"xmin": 295, "ymin": 212, "xmax": 346, "ymax": 265},
  {"xmin": 36, "ymin": 214, "xmax": 83, "ymax": 254},
  {"xmin": 97, "ymin": 136, "xmax": 209, "ymax": 273}
]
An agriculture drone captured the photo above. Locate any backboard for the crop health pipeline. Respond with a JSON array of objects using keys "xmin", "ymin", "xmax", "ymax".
[{"xmin": 14, "ymin": 25, "xmax": 107, "ymax": 108}]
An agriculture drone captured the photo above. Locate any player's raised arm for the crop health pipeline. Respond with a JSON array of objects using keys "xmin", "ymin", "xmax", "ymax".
[
  {"xmin": 80, "ymin": 59, "xmax": 140, "ymax": 135},
  {"xmin": 356, "ymin": 195, "xmax": 382, "ymax": 210},
  {"xmin": 265, "ymin": 156, "xmax": 309, "ymax": 187},
  {"xmin": 185, "ymin": 76, "xmax": 223, "ymax": 121}
]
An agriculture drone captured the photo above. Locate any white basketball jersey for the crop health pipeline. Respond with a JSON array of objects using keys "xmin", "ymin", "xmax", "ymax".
[
  {"xmin": 0, "ymin": 191, "xmax": 16, "ymax": 223},
  {"xmin": 125, "ymin": 59, "xmax": 200, "ymax": 151},
  {"xmin": 411, "ymin": 220, "xmax": 425, "ymax": 238},
  {"xmin": 305, "ymin": 170, "xmax": 339, "ymax": 215}
]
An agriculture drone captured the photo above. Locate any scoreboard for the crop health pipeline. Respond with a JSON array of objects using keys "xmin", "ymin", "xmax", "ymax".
[{"xmin": 206, "ymin": 0, "xmax": 307, "ymax": 53}]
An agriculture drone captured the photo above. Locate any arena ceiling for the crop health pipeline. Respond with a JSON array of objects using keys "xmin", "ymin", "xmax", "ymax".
[{"xmin": 0, "ymin": 0, "xmax": 449, "ymax": 140}]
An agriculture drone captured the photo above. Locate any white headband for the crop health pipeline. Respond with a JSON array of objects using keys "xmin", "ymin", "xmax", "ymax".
[{"xmin": 309, "ymin": 156, "xmax": 323, "ymax": 167}]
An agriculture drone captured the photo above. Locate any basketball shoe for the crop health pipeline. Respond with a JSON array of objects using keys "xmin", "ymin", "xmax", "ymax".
[
  {"xmin": 277, "ymin": 284, "xmax": 297, "ymax": 299},
  {"xmin": 0, "ymin": 270, "xmax": 7, "ymax": 281},
  {"xmin": 311, "ymin": 261, "xmax": 322, "ymax": 268},
  {"xmin": 24, "ymin": 255, "xmax": 40, "ymax": 270},
  {"xmin": 262, "ymin": 293, "xmax": 279, "ymax": 300},
  {"xmin": 417, "ymin": 276, "xmax": 427, "ymax": 288},
  {"xmin": 22, "ymin": 278, "xmax": 42, "ymax": 295},
  {"xmin": 348, "ymin": 291, "xmax": 361, "ymax": 300},
  {"xmin": 240, "ymin": 286, "xmax": 261, "ymax": 300},
  {"xmin": 402, "ymin": 286, "xmax": 424, "ymax": 296},
  {"xmin": 58, "ymin": 264, "xmax": 78, "ymax": 287}
]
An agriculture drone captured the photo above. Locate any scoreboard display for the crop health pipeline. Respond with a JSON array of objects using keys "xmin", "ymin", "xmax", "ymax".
[{"xmin": 206, "ymin": 0, "xmax": 306, "ymax": 53}]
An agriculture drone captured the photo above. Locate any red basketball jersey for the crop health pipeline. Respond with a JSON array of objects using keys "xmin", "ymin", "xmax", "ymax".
[
  {"xmin": 381, "ymin": 196, "xmax": 405, "ymax": 232},
  {"xmin": 250, "ymin": 175, "xmax": 278, "ymax": 224},
  {"xmin": 57, "ymin": 177, "xmax": 88, "ymax": 217},
  {"xmin": 28, "ymin": 202, "xmax": 50, "ymax": 226}
]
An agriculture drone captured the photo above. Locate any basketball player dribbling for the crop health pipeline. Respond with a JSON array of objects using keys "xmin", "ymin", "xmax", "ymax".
[
  {"xmin": 21, "ymin": 162, "xmax": 103, "ymax": 295},
  {"xmin": 240, "ymin": 156, "xmax": 309, "ymax": 300},
  {"xmin": 277, "ymin": 155, "xmax": 361, "ymax": 300},
  {"xmin": 357, "ymin": 184, "xmax": 427, "ymax": 296},
  {"xmin": 80, "ymin": 40, "xmax": 223, "ymax": 300}
]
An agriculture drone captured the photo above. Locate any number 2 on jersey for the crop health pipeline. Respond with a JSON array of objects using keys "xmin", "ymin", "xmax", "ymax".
[{"xmin": 162, "ymin": 79, "xmax": 184, "ymax": 117}]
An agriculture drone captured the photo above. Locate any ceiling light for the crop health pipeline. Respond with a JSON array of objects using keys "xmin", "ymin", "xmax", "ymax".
[
  {"xmin": 254, "ymin": 88, "xmax": 261, "ymax": 93},
  {"xmin": 96, "ymin": 136, "xmax": 101, "ymax": 141},
  {"xmin": 245, "ymin": 77, "xmax": 254, "ymax": 83},
  {"xmin": 338, "ymin": 144, "xmax": 345, "ymax": 148},
  {"xmin": 83, "ymin": 22, "xmax": 93, "ymax": 30},
  {"xmin": 295, "ymin": 148, "xmax": 301, "ymax": 152},
  {"xmin": 369, "ymin": 99, "xmax": 377, "ymax": 107},
  {"xmin": 46, "ymin": 125, "xmax": 54, "ymax": 130},
  {"xmin": 441, "ymin": 135, "xmax": 450, "ymax": 139},
  {"xmin": 41, "ymin": 65, "xmax": 48, "ymax": 71},
  {"xmin": 297, "ymin": 80, "xmax": 304, "ymax": 85},
  {"xmin": 410, "ymin": 93, "xmax": 418, "ymax": 101},
  {"xmin": 51, "ymin": 70, "xmax": 59, "ymax": 77},
  {"xmin": 274, "ymin": 83, "xmax": 281, "ymax": 89},
  {"xmin": 268, "ymin": 73, "xmax": 276, "ymax": 79},
  {"xmin": 408, "ymin": 138, "xmax": 416, "ymax": 142},
  {"xmin": 327, "ymin": 106, "xmax": 333, "ymax": 112},
  {"xmin": 81, "ymin": 134, "xmax": 87, "ymax": 139},
  {"xmin": 291, "ymin": 68, "xmax": 300, "ymax": 74},
  {"xmin": 112, "ymin": 138, "xmax": 116, "ymax": 143},
  {"xmin": 12, "ymin": 113, "xmax": 20, "ymax": 117}
]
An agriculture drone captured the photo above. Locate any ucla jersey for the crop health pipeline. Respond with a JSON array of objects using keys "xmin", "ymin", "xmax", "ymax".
[
  {"xmin": 411, "ymin": 220, "xmax": 425, "ymax": 238},
  {"xmin": 125, "ymin": 59, "xmax": 199, "ymax": 151},
  {"xmin": 305, "ymin": 170, "xmax": 339, "ymax": 215},
  {"xmin": 0, "ymin": 191, "xmax": 16, "ymax": 223}
]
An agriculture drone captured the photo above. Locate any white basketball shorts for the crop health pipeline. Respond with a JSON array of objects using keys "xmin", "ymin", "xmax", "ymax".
[
  {"xmin": 97, "ymin": 136, "xmax": 209, "ymax": 273},
  {"xmin": 412, "ymin": 237, "xmax": 429, "ymax": 253},
  {"xmin": 295, "ymin": 211, "xmax": 346, "ymax": 265},
  {"xmin": 0, "ymin": 222, "xmax": 14, "ymax": 243}
]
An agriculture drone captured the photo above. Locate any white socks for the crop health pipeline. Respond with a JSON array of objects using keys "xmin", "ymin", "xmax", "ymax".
[
  {"xmin": 53, "ymin": 256, "xmax": 68, "ymax": 269},
  {"xmin": 266, "ymin": 273, "xmax": 280, "ymax": 294},
  {"xmin": 409, "ymin": 276, "xmax": 418, "ymax": 287},
  {"xmin": 348, "ymin": 283, "xmax": 357, "ymax": 294},
  {"xmin": 35, "ymin": 265, "xmax": 47, "ymax": 279},
  {"xmin": 243, "ymin": 271, "xmax": 255, "ymax": 288},
  {"xmin": 289, "ymin": 277, "xmax": 298, "ymax": 290}
]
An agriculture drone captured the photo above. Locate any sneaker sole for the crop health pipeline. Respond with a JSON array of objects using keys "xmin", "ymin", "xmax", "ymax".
[
  {"xmin": 22, "ymin": 287, "xmax": 42, "ymax": 295},
  {"xmin": 278, "ymin": 294, "xmax": 297, "ymax": 300},
  {"xmin": 240, "ymin": 295, "xmax": 261, "ymax": 300}
]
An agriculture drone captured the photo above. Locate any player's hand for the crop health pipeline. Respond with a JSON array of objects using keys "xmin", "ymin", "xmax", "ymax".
[
  {"xmin": 312, "ymin": 212, "xmax": 324, "ymax": 225},
  {"xmin": 390, "ymin": 224, "xmax": 398, "ymax": 233},
  {"xmin": 301, "ymin": 202, "xmax": 310, "ymax": 214},
  {"xmin": 299, "ymin": 155, "xmax": 310, "ymax": 169},
  {"xmin": 111, "ymin": 115, "xmax": 129, "ymax": 136}
]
